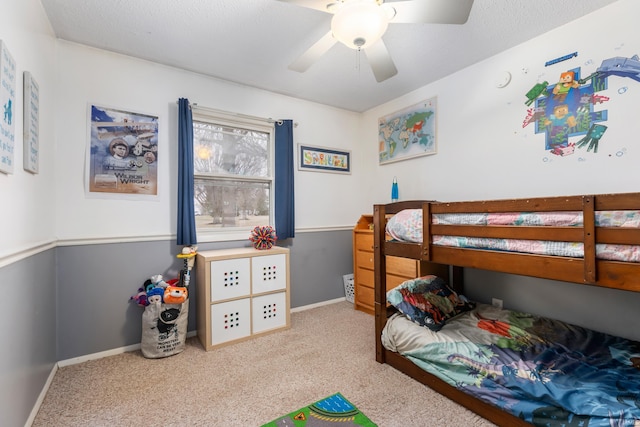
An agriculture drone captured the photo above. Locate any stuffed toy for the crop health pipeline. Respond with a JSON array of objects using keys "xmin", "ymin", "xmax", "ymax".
[
  {"xmin": 130, "ymin": 287, "xmax": 149, "ymax": 307},
  {"xmin": 143, "ymin": 279, "xmax": 155, "ymax": 294},
  {"xmin": 147, "ymin": 287, "xmax": 164, "ymax": 304},
  {"xmin": 150, "ymin": 274, "xmax": 169, "ymax": 289},
  {"xmin": 163, "ymin": 286, "xmax": 188, "ymax": 304}
]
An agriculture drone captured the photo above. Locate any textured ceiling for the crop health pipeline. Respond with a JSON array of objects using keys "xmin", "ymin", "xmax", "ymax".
[{"xmin": 39, "ymin": 0, "xmax": 619, "ymax": 112}]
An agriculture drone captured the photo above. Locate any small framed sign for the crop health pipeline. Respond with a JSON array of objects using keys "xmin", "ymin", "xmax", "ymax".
[{"xmin": 298, "ymin": 144, "xmax": 350, "ymax": 174}]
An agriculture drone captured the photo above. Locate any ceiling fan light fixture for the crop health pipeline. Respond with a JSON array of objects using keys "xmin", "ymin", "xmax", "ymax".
[{"xmin": 331, "ymin": 0, "xmax": 389, "ymax": 50}]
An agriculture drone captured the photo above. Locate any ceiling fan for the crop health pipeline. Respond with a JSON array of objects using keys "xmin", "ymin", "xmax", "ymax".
[{"xmin": 278, "ymin": 0, "xmax": 474, "ymax": 82}]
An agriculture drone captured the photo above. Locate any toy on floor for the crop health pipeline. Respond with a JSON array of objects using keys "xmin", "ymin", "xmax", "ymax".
[
  {"xmin": 176, "ymin": 245, "xmax": 197, "ymax": 287},
  {"xmin": 164, "ymin": 285, "xmax": 188, "ymax": 304},
  {"xmin": 130, "ymin": 274, "xmax": 185, "ymax": 307}
]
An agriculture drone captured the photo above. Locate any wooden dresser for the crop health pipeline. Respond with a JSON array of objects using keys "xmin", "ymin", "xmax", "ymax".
[{"xmin": 352, "ymin": 214, "xmax": 449, "ymax": 315}]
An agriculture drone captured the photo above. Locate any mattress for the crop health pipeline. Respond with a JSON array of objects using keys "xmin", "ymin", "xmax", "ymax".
[
  {"xmin": 382, "ymin": 303, "xmax": 640, "ymax": 426},
  {"xmin": 385, "ymin": 209, "xmax": 640, "ymax": 262}
]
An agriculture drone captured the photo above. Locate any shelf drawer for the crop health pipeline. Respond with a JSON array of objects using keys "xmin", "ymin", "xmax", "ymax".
[
  {"xmin": 252, "ymin": 253, "xmax": 287, "ymax": 293},
  {"xmin": 354, "ymin": 233, "xmax": 374, "ymax": 251},
  {"xmin": 210, "ymin": 258, "xmax": 251, "ymax": 302},
  {"xmin": 386, "ymin": 256, "xmax": 417, "ymax": 278},
  {"xmin": 356, "ymin": 267, "xmax": 374, "ymax": 288},
  {"xmin": 210, "ymin": 298, "xmax": 251, "ymax": 345},
  {"xmin": 252, "ymin": 292, "xmax": 287, "ymax": 334},
  {"xmin": 355, "ymin": 284, "xmax": 374, "ymax": 308},
  {"xmin": 355, "ymin": 249, "xmax": 374, "ymax": 270}
]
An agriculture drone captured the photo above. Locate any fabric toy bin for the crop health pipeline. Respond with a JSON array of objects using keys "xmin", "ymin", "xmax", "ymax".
[{"xmin": 140, "ymin": 300, "xmax": 189, "ymax": 358}]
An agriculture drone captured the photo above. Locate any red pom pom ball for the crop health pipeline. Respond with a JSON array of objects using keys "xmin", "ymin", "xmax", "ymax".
[{"xmin": 249, "ymin": 226, "xmax": 277, "ymax": 250}]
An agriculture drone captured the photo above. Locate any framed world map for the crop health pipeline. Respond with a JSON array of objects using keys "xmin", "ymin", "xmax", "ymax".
[{"xmin": 378, "ymin": 97, "xmax": 437, "ymax": 165}]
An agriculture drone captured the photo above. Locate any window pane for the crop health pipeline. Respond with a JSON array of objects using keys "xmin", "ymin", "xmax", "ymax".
[
  {"xmin": 194, "ymin": 178, "xmax": 270, "ymax": 229},
  {"xmin": 193, "ymin": 121, "xmax": 269, "ymax": 177}
]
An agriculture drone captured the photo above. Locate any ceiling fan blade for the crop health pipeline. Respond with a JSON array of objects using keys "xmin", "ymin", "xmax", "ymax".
[
  {"xmin": 289, "ymin": 30, "xmax": 337, "ymax": 72},
  {"xmin": 364, "ymin": 39, "xmax": 398, "ymax": 82},
  {"xmin": 276, "ymin": 0, "xmax": 332, "ymax": 13},
  {"xmin": 389, "ymin": 0, "xmax": 474, "ymax": 24}
]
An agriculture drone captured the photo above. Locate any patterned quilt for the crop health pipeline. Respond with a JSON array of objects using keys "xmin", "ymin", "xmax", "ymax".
[
  {"xmin": 385, "ymin": 209, "xmax": 640, "ymax": 262},
  {"xmin": 382, "ymin": 304, "xmax": 640, "ymax": 426}
]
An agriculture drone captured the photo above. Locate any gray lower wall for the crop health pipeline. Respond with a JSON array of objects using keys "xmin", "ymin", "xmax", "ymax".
[
  {"xmin": 463, "ymin": 268, "xmax": 640, "ymax": 342},
  {"xmin": 18, "ymin": 229, "xmax": 640, "ymax": 426},
  {"xmin": 6, "ymin": 230, "xmax": 353, "ymax": 427},
  {"xmin": 55, "ymin": 230, "xmax": 353, "ymax": 361},
  {"xmin": 1, "ymin": 250, "xmax": 57, "ymax": 427}
]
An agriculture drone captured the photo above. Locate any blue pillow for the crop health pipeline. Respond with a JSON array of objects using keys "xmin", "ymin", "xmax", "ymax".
[{"xmin": 387, "ymin": 275, "xmax": 475, "ymax": 331}]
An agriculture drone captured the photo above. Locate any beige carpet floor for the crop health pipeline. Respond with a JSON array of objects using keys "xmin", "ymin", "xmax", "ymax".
[{"xmin": 33, "ymin": 301, "xmax": 496, "ymax": 427}]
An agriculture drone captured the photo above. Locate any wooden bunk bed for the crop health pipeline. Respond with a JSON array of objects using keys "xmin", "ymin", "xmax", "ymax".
[{"xmin": 373, "ymin": 192, "xmax": 640, "ymax": 427}]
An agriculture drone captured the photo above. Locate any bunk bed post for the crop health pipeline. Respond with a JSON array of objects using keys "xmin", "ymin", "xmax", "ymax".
[
  {"xmin": 422, "ymin": 201, "xmax": 431, "ymax": 260},
  {"xmin": 583, "ymin": 195, "xmax": 596, "ymax": 283},
  {"xmin": 373, "ymin": 204, "xmax": 387, "ymax": 364}
]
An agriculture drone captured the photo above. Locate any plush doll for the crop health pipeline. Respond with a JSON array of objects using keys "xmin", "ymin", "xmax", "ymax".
[
  {"xmin": 143, "ymin": 279, "xmax": 155, "ymax": 294},
  {"xmin": 150, "ymin": 274, "xmax": 169, "ymax": 289},
  {"xmin": 166, "ymin": 278, "xmax": 180, "ymax": 287},
  {"xmin": 147, "ymin": 287, "xmax": 164, "ymax": 304},
  {"xmin": 163, "ymin": 286, "xmax": 188, "ymax": 304},
  {"xmin": 130, "ymin": 287, "xmax": 149, "ymax": 307}
]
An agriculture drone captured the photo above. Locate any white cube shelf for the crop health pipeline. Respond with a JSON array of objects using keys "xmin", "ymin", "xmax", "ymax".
[{"xmin": 196, "ymin": 247, "xmax": 290, "ymax": 351}]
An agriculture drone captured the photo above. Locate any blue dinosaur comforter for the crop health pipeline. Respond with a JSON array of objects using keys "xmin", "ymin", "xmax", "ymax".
[{"xmin": 381, "ymin": 304, "xmax": 640, "ymax": 426}]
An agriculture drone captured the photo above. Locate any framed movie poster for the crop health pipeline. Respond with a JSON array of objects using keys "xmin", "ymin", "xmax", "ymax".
[{"xmin": 86, "ymin": 104, "xmax": 159, "ymax": 198}]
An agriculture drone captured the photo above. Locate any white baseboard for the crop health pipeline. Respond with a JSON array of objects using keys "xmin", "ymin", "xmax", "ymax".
[
  {"xmin": 30, "ymin": 301, "xmax": 345, "ymax": 424},
  {"xmin": 57, "ymin": 330, "xmax": 198, "ymax": 368},
  {"xmin": 290, "ymin": 297, "xmax": 347, "ymax": 313},
  {"xmin": 25, "ymin": 363, "xmax": 58, "ymax": 427}
]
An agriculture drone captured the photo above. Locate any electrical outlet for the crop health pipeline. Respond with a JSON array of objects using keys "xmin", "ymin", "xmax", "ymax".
[{"xmin": 492, "ymin": 298, "xmax": 503, "ymax": 309}]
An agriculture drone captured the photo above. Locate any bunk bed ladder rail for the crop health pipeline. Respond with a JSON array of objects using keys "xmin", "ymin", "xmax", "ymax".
[
  {"xmin": 373, "ymin": 204, "xmax": 387, "ymax": 364},
  {"xmin": 583, "ymin": 195, "xmax": 596, "ymax": 284}
]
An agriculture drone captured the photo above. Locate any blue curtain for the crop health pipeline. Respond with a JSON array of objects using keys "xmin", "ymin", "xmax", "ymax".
[
  {"xmin": 177, "ymin": 98, "xmax": 197, "ymax": 246},
  {"xmin": 275, "ymin": 120, "xmax": 295, "ymax": 240}
]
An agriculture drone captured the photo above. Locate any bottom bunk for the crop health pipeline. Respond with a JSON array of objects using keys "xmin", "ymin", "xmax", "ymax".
[{"xmin": 375, "ymin": 275, "xmax": 640, "ymax": 427}]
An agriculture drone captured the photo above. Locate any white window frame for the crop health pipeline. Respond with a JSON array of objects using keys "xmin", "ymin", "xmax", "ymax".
[{"xmin": 192, "ymin": 107, "xmax": 275, "ymax": 242}]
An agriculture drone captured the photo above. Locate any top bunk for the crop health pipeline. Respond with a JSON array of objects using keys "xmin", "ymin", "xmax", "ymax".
[{"xmin": 373, "ymin": 192, "xmax": 640, "ymax": 292}]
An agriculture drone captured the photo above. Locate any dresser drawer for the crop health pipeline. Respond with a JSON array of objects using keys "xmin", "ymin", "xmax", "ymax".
[
  {"xmin": 386, "ymin": 256, "xmax": 417, "ymax": 278},
  {"xmin": 355, "ymin": 249, "xmax": 374, "ymax": 270},
  {"xmin": 356, "ymin": 267, "xmax": 374, "ymax": 288},
  {"xmin": 354, "ymin": 233, "xmax": 374, "ymax": 251},
  {"xmin": 355, "ymin": 284, "xmax": 374, "ymax": 309}
]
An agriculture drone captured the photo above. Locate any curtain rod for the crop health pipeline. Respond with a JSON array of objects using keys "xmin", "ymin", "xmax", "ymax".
[{"xmin": 176, "ymin": 101, "xmax": 298, "ymax": 127}]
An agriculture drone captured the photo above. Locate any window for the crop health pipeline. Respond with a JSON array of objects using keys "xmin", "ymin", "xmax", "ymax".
[{"xmin": 192, "ymin": 108, "xmax": 274, "ymax": 238}]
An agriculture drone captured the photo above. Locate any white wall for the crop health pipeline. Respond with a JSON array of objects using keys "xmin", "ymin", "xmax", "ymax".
[
  {"xmin": 361, "ymin": 0, "xmax": 639, "ymax": 206},
  {"xmin": 359, "ymin": 0, "xmax": 640, "ymax": 340},
  {"xmin": 53, "ymin": 41, "xmax": 364, "ymax": 243},
  {"xmin": 0, "ymin": 0, "xmax": 57, "ymax": 261}
]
